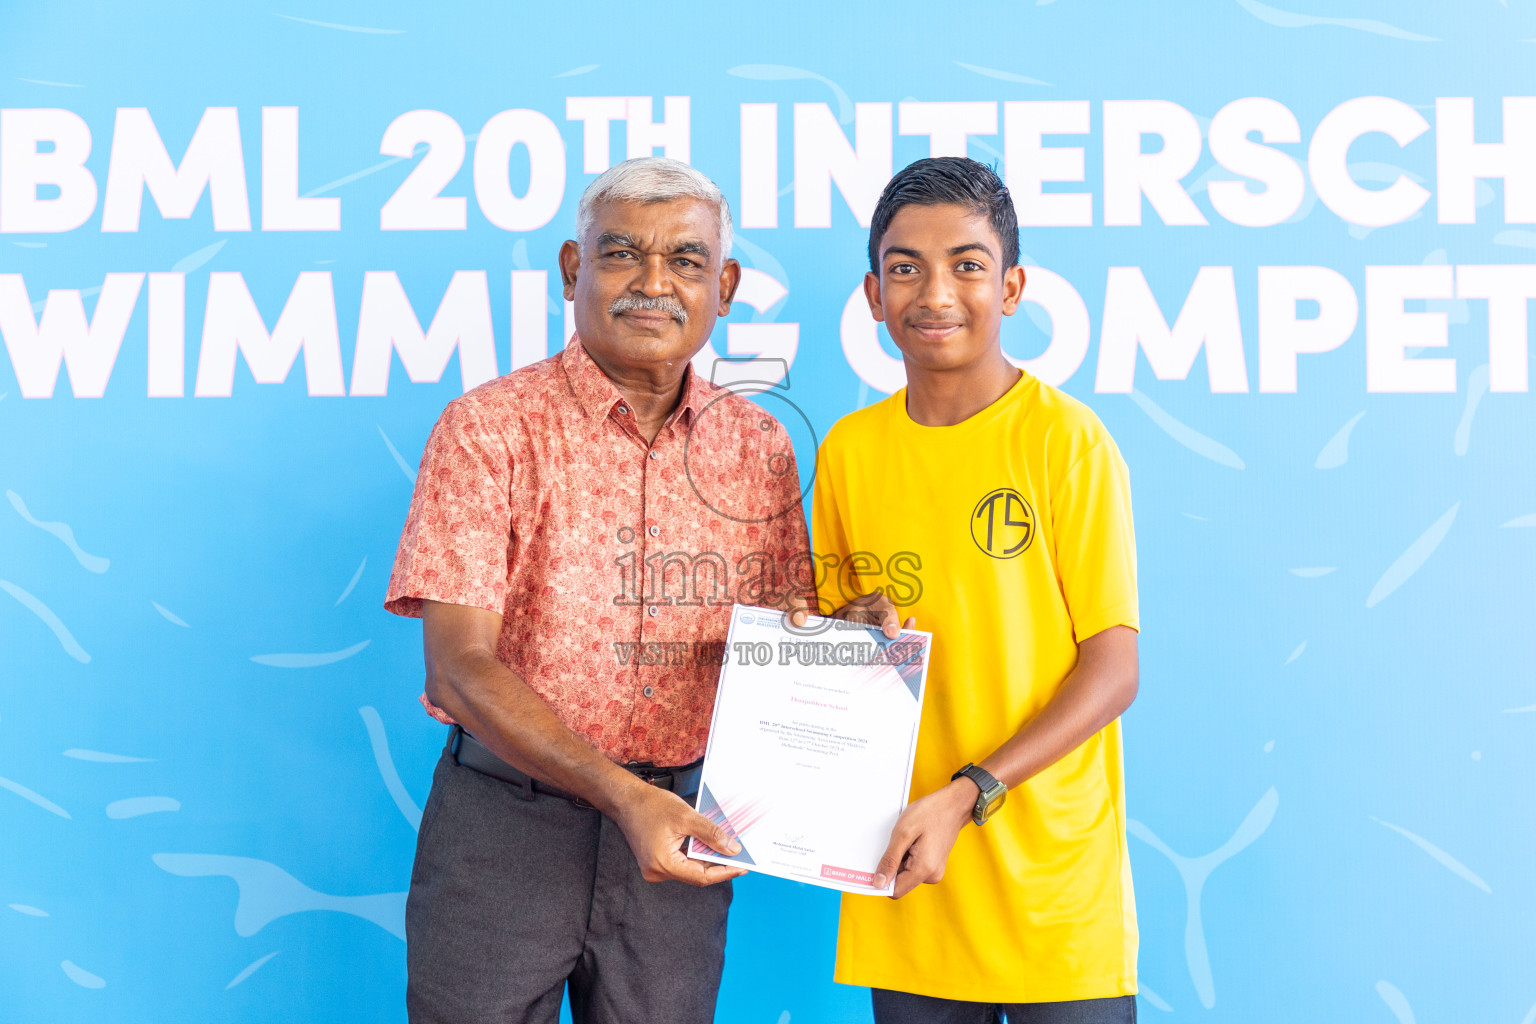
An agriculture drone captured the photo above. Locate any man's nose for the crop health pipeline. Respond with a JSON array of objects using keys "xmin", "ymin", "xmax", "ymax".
[{"xmin": 634, "ymin": 254, "xmax": 674, "ymax": 296}]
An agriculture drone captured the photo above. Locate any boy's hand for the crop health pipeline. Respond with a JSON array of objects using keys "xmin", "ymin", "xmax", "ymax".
[
  {"xmin": 872, "ymin": 779, "xmax": 977, "ymax": 897},
  {"xmin": 786, "ymin": 590, "xmax": 914, "ymax": 639}
]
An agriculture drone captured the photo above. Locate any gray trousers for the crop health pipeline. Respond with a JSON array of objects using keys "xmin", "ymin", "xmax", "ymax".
[
  {"xmin": 873, "ymin": 990, "xmax": 1137, "ymax": 1024},
  {"xmin": 406, "ymin": 750, "xmax": 732, "ymax": 1024}
]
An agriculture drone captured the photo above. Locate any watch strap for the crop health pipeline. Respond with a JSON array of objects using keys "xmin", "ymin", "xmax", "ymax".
[
  {"xmin": 952, "ymin": 762, "xmax": 1007, "ymax": 825},
  {"xmin": 952, "ymin": 762, "xmax": 1001, "ymax": 794}
]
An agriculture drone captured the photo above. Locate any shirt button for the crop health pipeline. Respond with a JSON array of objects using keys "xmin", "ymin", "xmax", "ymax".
[
  {"xmin": 648, "ymin": 450, "xmax": 659, "ymax": 459},
  {"xmin": 648, "ymin": 525, "xmax": 660, "ymax": 537},
  {"xmin": 643, "ymin": 685, "xmax": 655, "ymax": 698},
  {"xmin": 616, "ymin": 404, "xmax": 629, "ymax": 416},
  {"xmin": 648, "ymin": 605, "xmax": 659, "ymax": 616}
]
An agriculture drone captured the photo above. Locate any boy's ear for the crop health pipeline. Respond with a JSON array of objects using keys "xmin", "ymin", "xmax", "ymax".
[
  {"xmin": 1000, "ymin": 264, "xmax": 1027, "ymax": 315},
  {"xmin": 863, "ymin": 271, "xmax": 885, "ymax": 323}
]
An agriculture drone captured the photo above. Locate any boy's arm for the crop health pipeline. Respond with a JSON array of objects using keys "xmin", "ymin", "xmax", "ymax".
[
  {"xmin": 872, "ymin": 625, "xmax": 1137, "ymax": 896},
  {"xmin": 874, "ymin": 434, "xmax": 1141, "ymax": 897}
]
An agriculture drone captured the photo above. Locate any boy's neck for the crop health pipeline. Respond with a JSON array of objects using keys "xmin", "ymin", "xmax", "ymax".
[{"xmin": 903, "ymin": 347, "xmax": 1023, "ymax": 428}]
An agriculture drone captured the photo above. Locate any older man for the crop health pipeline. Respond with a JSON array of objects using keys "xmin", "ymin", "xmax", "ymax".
[{"xmin": 385, "ymin": 158, "xmax": 810, "ymax": 1024}]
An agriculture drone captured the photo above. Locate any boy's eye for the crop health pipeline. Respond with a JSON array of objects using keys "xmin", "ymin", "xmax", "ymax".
[
  {"xmin": 889, "ymin": 262, "xmax": 918, "ymax": 275},
  {"xmin": 957, "ymin": 260, "xmax": 984, "ymax": 272}
]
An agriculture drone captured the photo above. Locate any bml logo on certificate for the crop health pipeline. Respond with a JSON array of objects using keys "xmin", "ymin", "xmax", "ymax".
[{"xmin": 688, "ymin": 604, "xmax": 932, "ymax": 895}]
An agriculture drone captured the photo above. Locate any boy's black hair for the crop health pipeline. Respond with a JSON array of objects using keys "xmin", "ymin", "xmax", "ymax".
[{"xmin": 867, "ymin": 157, "xmax": 1020, "ymax": 273}]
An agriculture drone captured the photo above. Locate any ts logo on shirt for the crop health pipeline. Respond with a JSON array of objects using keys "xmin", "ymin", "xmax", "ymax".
[{"xmin": 971, "ymin": 488, "xmax": 1035, "ymax": 559}]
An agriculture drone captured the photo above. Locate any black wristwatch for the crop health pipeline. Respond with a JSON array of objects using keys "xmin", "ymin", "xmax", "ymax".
[{"xmin": 952, "ymin": 763, "xmax": 1007, "ymax": 825}]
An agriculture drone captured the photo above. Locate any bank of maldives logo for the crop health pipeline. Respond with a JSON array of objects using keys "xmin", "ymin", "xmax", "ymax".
[{"xmin": 971, "ymin": 488, "xmax": 1034, "ymax": 559}]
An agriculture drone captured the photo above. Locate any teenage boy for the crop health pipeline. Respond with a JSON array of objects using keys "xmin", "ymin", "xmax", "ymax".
[{"xmin": 810, "ymin": 157, "xmax": 1141, "ymax": 1023}]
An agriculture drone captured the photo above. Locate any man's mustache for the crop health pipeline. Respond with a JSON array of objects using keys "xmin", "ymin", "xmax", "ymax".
[{"xmin": 609, "ymin": 294, "xmax": 689, "ymax": 325}]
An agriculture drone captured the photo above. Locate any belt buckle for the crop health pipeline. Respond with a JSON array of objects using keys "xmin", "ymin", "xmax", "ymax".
[{"xmin": 626, "ymin": 760, "xmax": 671, "ymax": 790}]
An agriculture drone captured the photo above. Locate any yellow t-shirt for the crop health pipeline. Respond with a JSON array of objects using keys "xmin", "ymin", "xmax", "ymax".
[{"xmin": 812, "ymin": 372, "xmax": 1139, "ymax": 1003}]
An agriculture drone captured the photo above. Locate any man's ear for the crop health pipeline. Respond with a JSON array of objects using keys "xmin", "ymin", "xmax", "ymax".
[
  {"xmin": 1000, "ymin": 264, "xmax": 1027, "ymax": 316},
  {"xmin": 863, "ymin": 271, "xmax": 886, "ymax": 323},
  {"xmin": 558, "ymin": 239, "xmax": 580, "ymax": 301},
  {"xmin": 716, "ymin": 258, "xmax": 743, "ymax": 316}
]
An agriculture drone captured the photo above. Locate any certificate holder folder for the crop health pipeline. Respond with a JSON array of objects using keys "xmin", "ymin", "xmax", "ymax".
[{"xmin": 687, "ymin": 603, "xmax": 932, "ymax": 895}]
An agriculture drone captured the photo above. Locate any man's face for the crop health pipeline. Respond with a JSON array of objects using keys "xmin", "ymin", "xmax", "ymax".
[
  {"xmin": 559, "ymin": 196, "xmax": 740, "ymax": 372},
  {"xmin": 864, "ymin": 203, "xmax": 1026, "ymax": 373}
]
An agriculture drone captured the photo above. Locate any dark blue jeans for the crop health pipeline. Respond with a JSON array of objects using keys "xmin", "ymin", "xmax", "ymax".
[{"xmin": 872, "ymin": 989, "xmax": 1137, "ymax": 1024}]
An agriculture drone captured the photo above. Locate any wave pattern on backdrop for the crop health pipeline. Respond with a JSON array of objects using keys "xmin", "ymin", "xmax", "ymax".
[{"xmin": 0, "ymin": 3, "xmax": 1531, "ymax": 1023}]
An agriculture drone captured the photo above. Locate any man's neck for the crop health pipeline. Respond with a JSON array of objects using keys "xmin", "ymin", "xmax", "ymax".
[
  {"xmin": 903, "ymin": 347, "xmax": 1022, "ymax": 428},
  {"xmin": 582, "ymin": 344, "xmax": 688, "ymax": 444}
]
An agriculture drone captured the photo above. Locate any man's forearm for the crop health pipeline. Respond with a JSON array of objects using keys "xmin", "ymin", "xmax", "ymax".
[
  {"xmin": 975, "ymin": 625, "xmax": 1139, "ymax": 790},
  {"xmin": 426, "ymin": 647, "xmax": 646, "ymax": 819},
  {"xmin": 420, "ymin": 601, "xmax": 742, "ymax": 886}
]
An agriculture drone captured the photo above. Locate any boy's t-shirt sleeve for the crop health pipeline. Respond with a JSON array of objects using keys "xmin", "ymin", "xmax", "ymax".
[{"xmin": 1050, "ymin": 435, "xmax": 1139, "ymax": 643}]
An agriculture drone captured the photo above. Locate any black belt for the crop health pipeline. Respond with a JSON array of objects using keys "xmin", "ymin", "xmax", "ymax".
[{"xmin": 449, "ymin": 725, "xmax": 703, "ymax": 807}]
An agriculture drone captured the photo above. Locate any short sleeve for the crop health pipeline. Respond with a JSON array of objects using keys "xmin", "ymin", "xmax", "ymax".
[
  {"xmin": 383, "ymin": 398, "xmax": 514, "ymax": 618},
  {"xmin": 1050, "ymin": 437, "xmax": 1139, "ymax": 643}
]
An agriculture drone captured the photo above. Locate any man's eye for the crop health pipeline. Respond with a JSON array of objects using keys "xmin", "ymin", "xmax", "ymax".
[
  {"xmin": 676, "ymin": 258, "xmax": 696, "ymax": 268},
  {"xmin": 890, "ymin": 263, "xmax": 918, "ymax": 275},
  {"xmin": 958, "ymin": 260, "xmax": 984, "ymax": 272},
  {"xmin": 606, "ymin": 250, "xmax": 635, "ymax": 260}
]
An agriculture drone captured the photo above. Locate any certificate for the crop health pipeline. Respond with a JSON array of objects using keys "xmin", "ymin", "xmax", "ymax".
[{"xmin": 687, "ymin": 603, "xmax": 932, "ymax": 895}]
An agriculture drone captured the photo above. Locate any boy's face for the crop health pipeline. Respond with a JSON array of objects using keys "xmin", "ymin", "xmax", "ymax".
[{"xmin": 865, "ymin": 203, "xmax": 1026, "ymax": 373}]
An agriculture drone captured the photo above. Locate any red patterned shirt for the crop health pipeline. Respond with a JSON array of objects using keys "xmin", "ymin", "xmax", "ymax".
[{"xmin": 385, "ymin": 338, "xmax": 812, "ymax": 765}]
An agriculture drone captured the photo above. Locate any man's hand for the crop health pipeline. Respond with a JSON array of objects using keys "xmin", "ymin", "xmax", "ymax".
[
  {"xmin": 872, "ymin": 779, "xmax": 976, "ymax": 898},
  {"xmin": 613, "ymin": 781, "xmax": 749, "ymax": 887},
  {"xmin": 787, "ymin": 590, "xmax": 915, "ymax": 640},
  {"xmin": 421, "ymin": 602, "xmax": 750, "ymax": 888}
]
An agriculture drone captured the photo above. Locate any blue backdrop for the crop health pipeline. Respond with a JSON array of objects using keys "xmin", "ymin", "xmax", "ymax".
[{"xmin": 2, "ymin": 3, "xmax": 1533, "ymax": 1022}]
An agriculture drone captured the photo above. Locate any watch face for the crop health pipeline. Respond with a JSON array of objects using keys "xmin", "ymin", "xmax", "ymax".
[{"xmin": 977, "ymin": 788, "xmax": 1005, "ymax": 823}]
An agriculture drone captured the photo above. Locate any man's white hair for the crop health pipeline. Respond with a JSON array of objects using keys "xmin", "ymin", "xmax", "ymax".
[{"xmin": 574, "ymin": 156, "xmax": 733, "ymax": 259}]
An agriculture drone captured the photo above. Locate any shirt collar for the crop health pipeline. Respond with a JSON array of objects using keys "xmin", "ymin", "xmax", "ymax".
[{"xmin": 561, "ymin": 335, "xmax": 708, "ymax": 426}]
